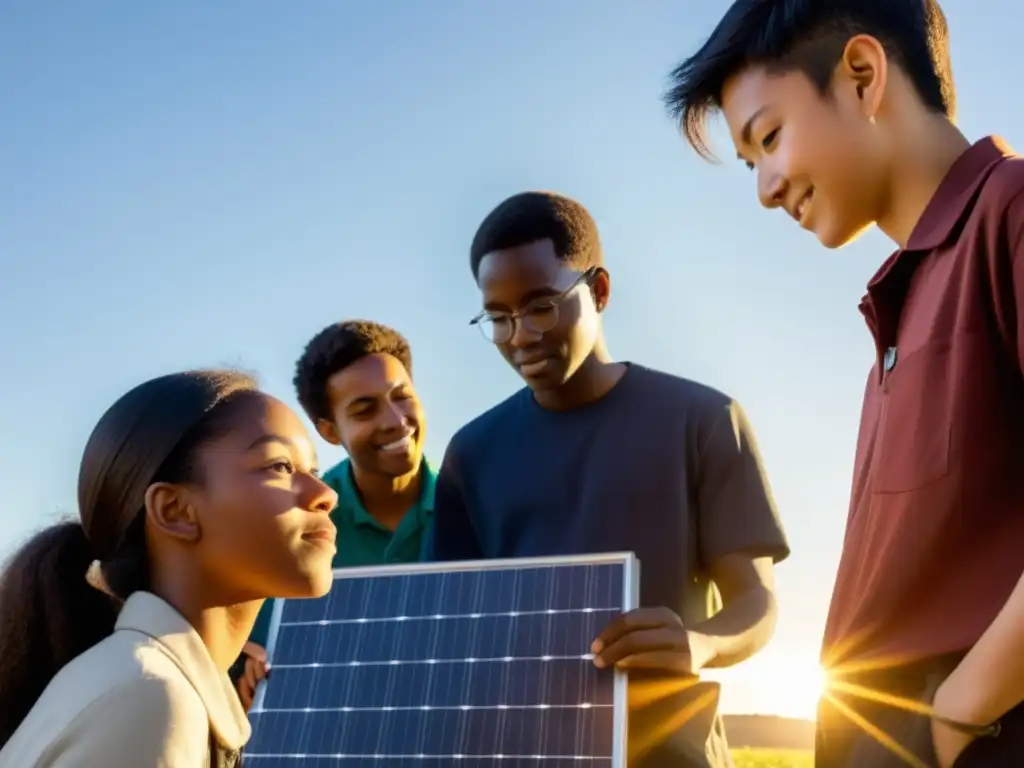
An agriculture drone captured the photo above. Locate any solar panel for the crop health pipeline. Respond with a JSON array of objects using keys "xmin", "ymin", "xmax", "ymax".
[{"xmin": 245, "ymin": 552, "xmax": 639, "ymax": 767}]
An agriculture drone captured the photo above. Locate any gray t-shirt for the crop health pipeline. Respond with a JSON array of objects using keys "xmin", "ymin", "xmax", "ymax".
[{"xmin": 426, "ymin": 363, "xmax": 789, "ymax": 767}]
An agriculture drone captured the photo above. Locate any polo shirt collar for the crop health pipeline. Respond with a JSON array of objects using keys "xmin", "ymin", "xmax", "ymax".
[
  {"xmin": 334, "ymin": 457, "xmax": 436, "ymax": 529},
  {"xmin": 419, "ymin": 458, "xmax": 436, "ymax": 515},
  {"xmin": 115, "ymin": 592, "xmax": 251, "ymax": 751},
  {"xmin": 904, "ymin": 135, "xmax": 1015, "ymax": 252},
  {"xmin": 860, "ymin": 136, "xmax": 1015, "ymax": 326}
]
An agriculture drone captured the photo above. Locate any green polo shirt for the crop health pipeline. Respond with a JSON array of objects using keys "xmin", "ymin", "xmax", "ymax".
[{"xmin": 247, "ymin": 457, "xmax": 435, "ymax": 648}]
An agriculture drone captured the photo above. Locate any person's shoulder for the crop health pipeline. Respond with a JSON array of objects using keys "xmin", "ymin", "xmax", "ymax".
[
  {"xmin": 4, "ymin": 637, "xmax": 205, "ymax": 765},
  {"xmin": 83, "ymin": 671, "xmax": 203, "ymax": 719},
  {"xmin": 975, "ymin": 148, "xmax": 1024, "ymax": 225},
  {"xmin": 628, "ymin": 364, "xmax": 735, "ymax": 413},
  {"xmin": 90, "ymin": 625, "xmax": 207, "ymax": 709},
  {"xmin": 46, "ymin": 673, "xmax": 208, "ymax": 765},
  {"xmin": 28, "ymin": 629, "xmax": 163, "ymax": 710},
  {"xmin": 75, "ymin": 630, "xmax": 205, "ymax": 715},
  {"xmin": 627, "ymin": 366, "xmax": 749, "ymax": 446},
  {"xmin": 448, "ymin": 388, "xmax": 530, "ymax": 455}
]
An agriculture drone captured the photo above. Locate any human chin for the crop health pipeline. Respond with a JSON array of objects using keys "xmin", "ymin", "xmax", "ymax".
[
  {"xmin": 305, "ymin": 561, "xmax": 335, "ymax": 597},
  {"xmin": 513, "ymin": 357, "xmax": 568, "ymax": 389},
  {"xmin": 287, "ymin": 545, "xmax": 335, "ymax": 597},
  {"xmin": 815, "ymin": 213, "xmax": 872, "ymax": 250}
]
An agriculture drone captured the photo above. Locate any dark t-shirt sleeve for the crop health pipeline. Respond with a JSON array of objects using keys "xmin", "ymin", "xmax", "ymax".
[
  {"xmin": 696, "ymin": 398, "xmax": 789, "ymax": 565},
  {"xmin": 424, "ymin": 440, "xmax": 484, "ymax": 561}
]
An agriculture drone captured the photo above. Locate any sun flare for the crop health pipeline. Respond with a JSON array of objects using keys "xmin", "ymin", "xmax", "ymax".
[{"xmin": 706, "ymin": 652, "xmax": 828, "ymax": 721}]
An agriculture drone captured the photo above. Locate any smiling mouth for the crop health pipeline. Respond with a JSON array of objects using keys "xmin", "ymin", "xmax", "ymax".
[
  {"xmin": 795, "ymin": 189, "xmax": 814, "ymax": 225},
  {"xmin": 378, "ymin": 433, "xmax": 414, "ymax": 453}
]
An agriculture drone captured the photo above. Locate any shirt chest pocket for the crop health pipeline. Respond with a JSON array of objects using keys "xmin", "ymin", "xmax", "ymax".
[{"xmin": 873, "ymin": 342, "xmax": 956, "ymax": 494}]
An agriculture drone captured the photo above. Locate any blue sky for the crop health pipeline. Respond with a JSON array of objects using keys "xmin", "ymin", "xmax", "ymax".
[{"xmin": 0, "ymin": 1, "xmax": 1018, "ymax": 717}]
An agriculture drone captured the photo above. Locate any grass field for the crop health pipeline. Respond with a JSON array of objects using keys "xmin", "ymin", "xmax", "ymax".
[{"xmin": 731, "ymin": 748, "xmax": 814, "ymax": 767}]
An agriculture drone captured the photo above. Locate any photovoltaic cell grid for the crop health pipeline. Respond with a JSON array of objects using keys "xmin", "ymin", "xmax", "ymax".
[{"xmin": 246, "ymin": 553, "xmax": 637, "ymax": 767}]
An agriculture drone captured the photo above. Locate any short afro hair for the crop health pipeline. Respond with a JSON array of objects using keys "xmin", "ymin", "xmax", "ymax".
[
  {"xmin": 294, "ymin": 320, "xmax": 412, "ymax": 424},
  {"xmin": 664, "ymin": 0, "xmax": 955, "ymax": 159},
  {"xmin": 469, "ymin": 191, "xmax": 603, "ymax": 280}
]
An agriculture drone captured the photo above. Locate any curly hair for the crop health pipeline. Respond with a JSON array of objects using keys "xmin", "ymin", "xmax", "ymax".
[
  {"xmin": 294, "ymin": 320, "xmax": 412, "ymax": 424},
  {"xmin": 469, "ymin": 191, "xmax": 603, "ymax": 280}
]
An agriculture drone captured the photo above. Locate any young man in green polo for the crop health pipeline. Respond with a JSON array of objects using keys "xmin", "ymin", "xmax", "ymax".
[{"xmin": 234, "ymin": 320, "xmax": 435, "ymax": 710}]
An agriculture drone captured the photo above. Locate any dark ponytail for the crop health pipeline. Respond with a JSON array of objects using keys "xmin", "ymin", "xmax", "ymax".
[
  {"xmin": 0, "ymin": 523, "xmax": 118, "ymax": 743},
  {"xmin": 0, "ymin": 369, "xmax": 257, "ymax": 746}
]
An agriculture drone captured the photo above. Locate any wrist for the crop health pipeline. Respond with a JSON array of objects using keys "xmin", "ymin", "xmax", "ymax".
[
  {"xmin": 934, "ymin": 667, "xmax": 999, "ymax": 727},
  {"xmin": 685, "ymin": 629, "xmax": 717, "ymax": 673}
]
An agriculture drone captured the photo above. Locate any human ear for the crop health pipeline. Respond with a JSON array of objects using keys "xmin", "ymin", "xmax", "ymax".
[
  {"xmin": 144, "ymin": 482, "xmax": 200, "ymax": 544},
  {"xmin": 839, "ymin": 35, "xmax": 888, "ymax": 120},
  {"xmin": 591, "ymin": 268, "xmax": 611, "ymax": 313},
  {"xmin": 315, "ymin": 418, "xmax": 342, "ymax": 446}
]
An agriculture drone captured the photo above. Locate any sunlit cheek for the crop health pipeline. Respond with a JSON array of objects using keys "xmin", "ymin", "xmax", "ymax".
[
  {"xmin": 571, "ymin": 300, "xmax": 601, "ymax": 346},
  {"xmin": 245, "ymin": 483, "xmax": 298, "ymax": 526},
  {"xmin": 775, "ymin": 141, "xmax": 801, "ymax": 184},
  {"xmin": 195, "ymin": 483, "xmax": 249, "ymax": 533},
  {"xmin": 340, "ymin": 422, "xmax": 375, "ymax": 453},
  {"xmin": 267, "ymin": 508, "xmax": 307, "ymax": 554},
  {"xmin": 282, "ymin": 504, "xmax": 307, "ymax": 528},
  {"xmin": 400, "ymin": 400, "xmax": 423, "ymax": 427}
]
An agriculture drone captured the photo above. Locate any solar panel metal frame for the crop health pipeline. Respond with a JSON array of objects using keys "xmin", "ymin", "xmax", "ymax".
[{"xmin": 251, "ymin": 551, "xmax": 640, "ymax": 765}]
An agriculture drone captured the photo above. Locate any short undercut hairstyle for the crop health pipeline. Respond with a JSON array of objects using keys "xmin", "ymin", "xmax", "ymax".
[
  {"xmin": 294, "ymin": 320, "xmax": 412, "ymax": 424},
  {"xmin": 664, "ymin": 0, "xmax": 955, "ymax": 158},
  {"xmin": 469, "ymin": 191, "xmax": 603, "ymax": 280}
]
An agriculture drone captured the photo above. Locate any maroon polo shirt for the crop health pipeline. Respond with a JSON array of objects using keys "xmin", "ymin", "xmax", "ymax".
[{"xmin": 822, "ymin": 137, "xmax": 1024, "ymax": 671}]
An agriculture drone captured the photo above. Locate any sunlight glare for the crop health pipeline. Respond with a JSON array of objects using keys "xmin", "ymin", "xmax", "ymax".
[
  {"xmin": 762, "ymin": 661, "xmax": 826, "ymax": 720},
  {"xmin": 706, "ymin": 653, "xmax": 828, "ymax": 721}
]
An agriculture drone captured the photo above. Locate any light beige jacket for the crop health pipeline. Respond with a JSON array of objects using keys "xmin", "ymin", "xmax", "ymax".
[{"xmin": 0, "ymin": 592, "xmax": 251, "ymax": 767}]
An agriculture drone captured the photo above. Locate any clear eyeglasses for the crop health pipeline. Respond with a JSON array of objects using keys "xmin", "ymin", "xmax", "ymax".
[{"xmin": 469, "ymin": 267, "xmax": 599, "ymax": 345}]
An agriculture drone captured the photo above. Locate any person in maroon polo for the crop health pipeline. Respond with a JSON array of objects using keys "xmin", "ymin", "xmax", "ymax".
[{"xmin": 662, "ymin": 1, "xmax": 1024, "ymax": 766}]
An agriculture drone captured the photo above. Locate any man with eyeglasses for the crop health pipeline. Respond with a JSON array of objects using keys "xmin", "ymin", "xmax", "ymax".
[{"xmin": 425, "ymin": 191, "xmax": 790, "ymax": 767}]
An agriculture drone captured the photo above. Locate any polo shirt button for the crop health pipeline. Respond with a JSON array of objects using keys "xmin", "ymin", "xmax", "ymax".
[{"xmin": 883, "ymin": 346, "xmax": 898, "ymax": 372}]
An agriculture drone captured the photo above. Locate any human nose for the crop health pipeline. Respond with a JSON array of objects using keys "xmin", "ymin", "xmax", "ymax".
[
  {"xmin": 507, "ymin": 315, "xmax": 543, "ymax": 349},
  {"xmin": 305, "ymin": 474, "xmax": 337, "ymax": 514},
  {"xmin": 757, "ymin": 163, "xmax": 787, "ymax": 210},
  {"xmin": 378, "ymin": 400, "xmax": 409, "ymax": 430}
]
